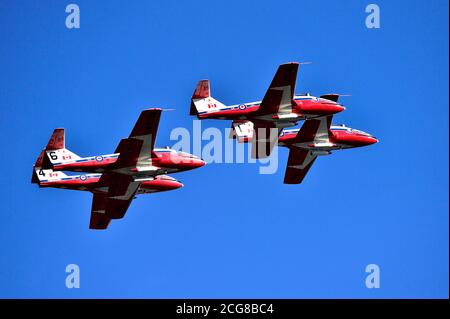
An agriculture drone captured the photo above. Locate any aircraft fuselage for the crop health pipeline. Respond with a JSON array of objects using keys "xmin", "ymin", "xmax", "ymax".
[
  {"xmin": 198, "ymin": 95, "xmax": 345, "ymax": 123},
  {"xmin": 278, "ymin": 125, "xmax": 378, "ymax": 151},
  {"xmin": 49, "ymin": 148, "xmax": 205, "ymax": 175}
]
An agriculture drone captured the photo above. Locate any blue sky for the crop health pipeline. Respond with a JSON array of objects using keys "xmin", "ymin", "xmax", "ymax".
[{"xmin": 0, "ymin": 0, "xmax": 448, "ymax": 298}]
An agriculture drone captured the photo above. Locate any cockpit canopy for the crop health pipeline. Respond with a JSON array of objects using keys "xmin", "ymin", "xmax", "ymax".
[
  {"xmin": 157, "ymin": 175, "xmax": 177, "ymax": 181},
  {"xmin": 155, "ymin": 147, "xmax": 200, "ymax": 159},
  {"xmin": 350, "ymin": 129, "xmax": 373, "ymax": 137},
  {"xmin": 318, "ymin": 97, "xmax": 338, "ymax": 104},
  {"xmin": 294, "ymin": 93, "xmax": 313, "ymax": 98},
  {"xmin": 177, "ymin": 151, "xmax": 200, "ymax": 159},
  {"xmin": 294, "ymin": 94, "xmax": 337, "ymax": 104},
  {"xmin": 331, "ymin": 125, "xmax": 373, "ymax": 137}
]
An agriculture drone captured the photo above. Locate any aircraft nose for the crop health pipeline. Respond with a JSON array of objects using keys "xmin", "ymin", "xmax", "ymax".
[
  {"xmin": 196, "ymin": 158, "xmax": 206, "ymax": 167},
  {"xmin": 173, "ymin": 181, "xmax": 184, "ymax": 189},
  {"xmin": 368, "ymin": 136, "xmax": 379, "ymax": 145},
  {"xmin": 333, "ymin": 103, "xmax": 346, "ymax": 114},
  {"xmin": 359, "ymin": 136, "xmax": 378, "ymax": 146},
  {"xmin": 185, "ymin": 157, "xmax": 206, "ymax": 168},
  {"xmin": 320, "ymin": 103, "xmax": 346, "ymax": 115},
  {"xmin": 163, "ymin": 180, "xmax": 184, "ymax": 190},
  {"xmin": 343, "ymin": 134, "xmax": 378, "ymax": 147},
  {"xmin": 319, "ymin": 99, "xmax": 346, "ymax": 113}
]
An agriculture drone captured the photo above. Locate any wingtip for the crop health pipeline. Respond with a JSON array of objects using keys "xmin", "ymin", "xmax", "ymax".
[
  {"xmin": 144, "ymin": 107, "xmax": 163, "ymax": 111},
  {"xmin": 142, "ymin": 108, "xmax": 176, "ymax": 112},
  {"xmin": 281, "ymin": 61, "xmax": 311, "ymax": 65}
]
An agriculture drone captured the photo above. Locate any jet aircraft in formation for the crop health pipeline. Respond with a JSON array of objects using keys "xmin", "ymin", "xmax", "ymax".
[
  {"xmin": 32, "ymin": 109, "xmax": 204, "ymax": 229},
  {"xmin": 32, "ymin": 62, "xmax": 377, "ymax": 229},
  {"xmin": 189, "ymin": 62, "xmax": 378, "ymax": 183},
  {"xmin": 189, "ymin": 62, "xmax": 347, "ymax": 158}
]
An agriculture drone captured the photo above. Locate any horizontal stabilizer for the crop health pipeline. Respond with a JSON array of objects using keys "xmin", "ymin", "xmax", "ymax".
[
  {"xmin": 230, "ymin": 120, "xmax": 254, "ymax": 142},
  {"xmin": 31, "ymin": 150, "xmax": 68, "ymax": 184}
]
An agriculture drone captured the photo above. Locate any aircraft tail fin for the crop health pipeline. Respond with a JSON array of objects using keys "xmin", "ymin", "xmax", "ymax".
[
  {"xmin": 44, "ymin": 128, "xmax": 81, "ymax": 167},
  {"xmin": 31, "ymin": 150, "xmax": 46, "ymax": 184},
  {"xmin": 45, "ymin": 128, "xmax": 65, "ymax": 150},
  {"xmin": 190, "ymin": 80, "xmax": 227, "ymax": 118},
  {"xmin": 32, "ymin": 149, "xmax": 69, "ymax": 185}
]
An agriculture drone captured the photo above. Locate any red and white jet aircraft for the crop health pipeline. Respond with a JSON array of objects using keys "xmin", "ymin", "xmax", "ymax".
[
  {"xmin": 32, "ymin": 151, "xmax": 183, "ymax": 229},
  {"xmin": 189, "ymin": 62, "xmax": 346, "ymax": 158},
  {"xmin": 277, "ymin": 116, "xmax": 378, "ymax": 184},
  {"xmin": 31, "ymin": 108, "xmax": 205, "ymax": 229}
]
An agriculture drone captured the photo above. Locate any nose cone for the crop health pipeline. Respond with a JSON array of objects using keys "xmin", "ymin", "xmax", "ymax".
[
  {"xmin": 194, "ymin": 158, "xmax": 206, "ymax": 168},
  {"xmin": 180, "ymin": 157, "xmax": 206, "ymax": 170},
  {"xmin": 170, "ymin": 180, "xmax": 184, "ymax": 189},
  {"xmin": 366, "ymin": 136, "xmax": 379, "ymax": 145},
  {"xmin": 335, "ymin": 132, "xmax": 378, "ymax": 148},
  {"xmin": 351, "ymin": 135, "xmax": 379, "ymax": 147},
  {"xmin": 158, "ymin": 179, "xmax": 184, "ymax": 190},
  {"xmin": 322, "ymin": 103, "xmax": 346, "ymax": 115},
  {"xmin": 337, "ymin": 104, "xmax": 346, "ymax": 112}
]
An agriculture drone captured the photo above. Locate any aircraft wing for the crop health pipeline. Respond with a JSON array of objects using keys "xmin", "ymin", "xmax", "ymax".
[
  {"xmin": 283, "ymin": 148, "xmax": 317, "ymax": 184},
  {"xmin": 283, "ymin": 116, "xmax": 334, "ymax": 184},
  {"xmin": 89, "ymin": 172, "xmax": 140, "ymax": 229},
  {"xmin": 89, "ymin": 193, "xmax": 111, "ymax": 229},
  {"xmin": 114, "ymin": 108, "xmax": 162, "ymax": 169},
  {"xmin": 251, "ymin": 121, "xmax": 283, "ymax": 159},
  {"xmin": 290, "ymin": 115, "xmax": 333, "ymax": 144},
  {"xmin": 255, "ymin": 63, "xmax": 299, "ymax": 116}
]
